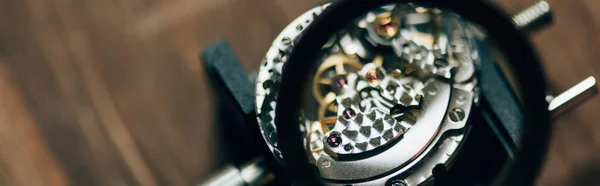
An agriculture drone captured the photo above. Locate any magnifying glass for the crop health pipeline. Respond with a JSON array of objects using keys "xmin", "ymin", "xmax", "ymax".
[
  {"xmin": 252, "ymin": 0, "xmax": 596, "ymax": 185},
  {"xmin": 201, "ymin": 0, "xmax": 597, "ymax": 185}
]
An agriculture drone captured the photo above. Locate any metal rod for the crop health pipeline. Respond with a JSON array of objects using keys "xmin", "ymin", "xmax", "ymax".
[
  {"xmin": 548, "ymin": 76, "xmax": 597, "ymax": 117},
  {"xmin": 201, "ymin": 165, "xmax": 246, "ymax": 186},
  {"xmin": 199, "ymin": 157, "xmax": 272, "ymax": 186}
]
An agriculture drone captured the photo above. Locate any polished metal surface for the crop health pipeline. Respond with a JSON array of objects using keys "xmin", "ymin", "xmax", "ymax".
[
  {"xmin": 199, "ymin": 158, "xmax": 269, "ymax": 186},
  {"xmin": 201, "ymin": 165, "xmax": 245, "ymax": 186},
  {"xmin": 325, "ymin": 86, "xmax": 473, "ymax": 185},
  {"xmin": 318, "ymin": 80, "xmax": 452, "ymax": 181},
  {"xmin": 549, "ymin": 76, "xmax": 597, "ymax": 117},
  {"xmin": 322, "ymin": 64, "xmax": 421, "ymax": 156}
]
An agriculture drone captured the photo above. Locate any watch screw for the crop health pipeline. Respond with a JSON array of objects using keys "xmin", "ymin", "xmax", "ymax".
[{"xmin": 449, "ymin": 108, "xmax": 466, "ymax": 122}]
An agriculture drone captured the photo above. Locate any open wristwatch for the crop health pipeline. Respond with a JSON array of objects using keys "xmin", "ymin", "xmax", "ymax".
[
  {"xmin": 201, "ymin": 0, "xmax": 598, "ymax": 185},
  {"xmin": 255, "ymin": 3, "xmax": 480, "ymax": 185}
]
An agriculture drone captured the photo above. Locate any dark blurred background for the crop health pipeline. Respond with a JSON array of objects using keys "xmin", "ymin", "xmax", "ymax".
[{"xmin": 0, "ymin": 0, "xmax": 598, "ymax": 185}]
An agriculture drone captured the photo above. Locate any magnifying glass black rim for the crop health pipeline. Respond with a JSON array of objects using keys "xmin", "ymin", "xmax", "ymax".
[{"xmin": 274, "ymin": 0, "xmax": 550, "ymax": 185}]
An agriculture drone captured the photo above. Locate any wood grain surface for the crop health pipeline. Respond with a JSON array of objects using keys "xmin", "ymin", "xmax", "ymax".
[{"xmin": 0, "ymin": 0, "xmax": 598, "ymax": 185}]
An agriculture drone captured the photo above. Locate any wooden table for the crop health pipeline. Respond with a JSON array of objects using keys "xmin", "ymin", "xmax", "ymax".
[{"xmin": 0, "ymin": 0, "xmax": 598, "ymax": 185}]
